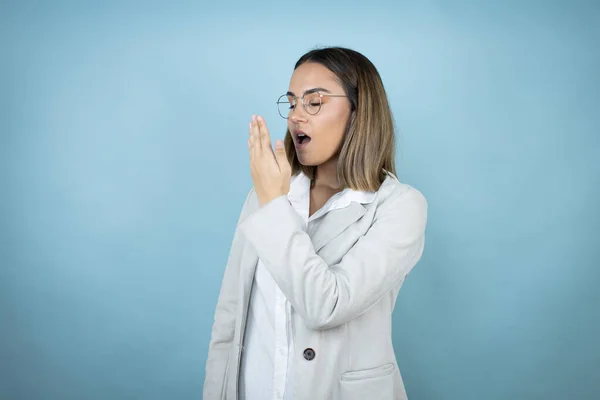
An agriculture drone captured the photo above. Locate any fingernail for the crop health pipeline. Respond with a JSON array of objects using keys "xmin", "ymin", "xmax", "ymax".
[
  {"xmin": 252, "ymin": 115, "xmax": 256, "ymax": 121},
  {"xmin": 257, "ymin": 116, "xmax": 262, "ymax": 122}
]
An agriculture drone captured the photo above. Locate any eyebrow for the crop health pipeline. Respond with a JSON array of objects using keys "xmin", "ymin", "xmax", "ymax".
[{"xmin": 286, "ymin": 87, "xmax": 332, "ymax": 97}]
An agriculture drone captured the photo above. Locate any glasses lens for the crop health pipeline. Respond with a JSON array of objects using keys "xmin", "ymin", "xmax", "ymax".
[
  {"xmin": 277, "ymin": 95, "xmax": 292, "ymax": 119},
  {"xmin": 304, "ymin": 92, "xmax": 321, "ymax": 115}
]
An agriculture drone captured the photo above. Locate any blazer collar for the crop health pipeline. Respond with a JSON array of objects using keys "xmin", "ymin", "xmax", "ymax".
[
  {"xmin": 311, "ymin": 201, "xmax": 368, "ymax": 252},
  {"xmin": 287, "ymin": 171, "xmax": 393, "ymax": 253},
  {"xmin": 311, "ymin": 172, "xmax": 398, "ymax": 252}
]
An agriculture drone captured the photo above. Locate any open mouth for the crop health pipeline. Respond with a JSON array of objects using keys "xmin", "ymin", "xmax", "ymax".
[{"xmin": 295, "ymin": 131, "xmax": 312, "ymax": 146}]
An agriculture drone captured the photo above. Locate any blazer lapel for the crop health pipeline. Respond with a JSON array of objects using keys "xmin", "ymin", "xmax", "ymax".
[{"xmin": 311, "ymin": 202, "xmax": 367, "ymax": 253}]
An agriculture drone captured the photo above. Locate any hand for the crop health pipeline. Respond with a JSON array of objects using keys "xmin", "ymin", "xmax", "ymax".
[{"xmin": 248, "ymin": 115, "xmax": 291, "ymax": 206}]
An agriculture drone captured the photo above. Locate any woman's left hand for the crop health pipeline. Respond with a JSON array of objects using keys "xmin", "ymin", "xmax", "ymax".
[{"xmin": 248, "ymin": 115, "xmax": 291, "ymax": 206}]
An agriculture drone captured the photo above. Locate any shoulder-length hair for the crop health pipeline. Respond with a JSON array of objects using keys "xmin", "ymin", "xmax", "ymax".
[{"xmin": 283, "ymin": 46, "xmax": 397, "ymax": 192}]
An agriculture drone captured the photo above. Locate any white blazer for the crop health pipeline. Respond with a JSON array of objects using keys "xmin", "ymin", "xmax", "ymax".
[{"xmin": 204, "ymin": 172, "xmax": 428, "ymax": 400}]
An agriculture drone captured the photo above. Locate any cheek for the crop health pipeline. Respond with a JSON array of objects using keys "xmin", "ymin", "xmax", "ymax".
[{"xmin": 320, "ymin": 111, "xmax": 349, "ymax": 145}]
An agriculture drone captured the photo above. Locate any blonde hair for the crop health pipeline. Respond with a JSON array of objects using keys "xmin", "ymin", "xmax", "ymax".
[{"xmin": 283, "ymin": 46, "xmax": 397, "ymax": 192}]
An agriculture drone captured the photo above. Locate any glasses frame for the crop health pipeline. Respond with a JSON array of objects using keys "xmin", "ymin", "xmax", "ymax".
[{"xmin": 276, "ymin": 90, "xmax": 348, "ymax": 119}]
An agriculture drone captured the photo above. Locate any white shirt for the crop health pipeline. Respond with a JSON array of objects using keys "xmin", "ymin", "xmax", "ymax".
[{"xmin": 239, "ymin": 172, "xmax": 376, "ymax": 400}]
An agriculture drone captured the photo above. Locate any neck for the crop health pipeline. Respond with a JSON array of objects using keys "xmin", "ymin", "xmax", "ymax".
[{"xmin": 313, "ymin": 158, "xmax": 340, "ymax": 190}]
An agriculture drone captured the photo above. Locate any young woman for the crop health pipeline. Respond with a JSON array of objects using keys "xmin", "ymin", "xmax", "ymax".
[{"xmin": 204, "ymin": 47, "xmax": 428, "ymax": 400}]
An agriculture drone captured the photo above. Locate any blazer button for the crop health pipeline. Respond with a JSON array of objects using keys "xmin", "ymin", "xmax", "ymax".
[{"xmin": 303, "ymin": 348, "xmax": 315, "ymax": 361}]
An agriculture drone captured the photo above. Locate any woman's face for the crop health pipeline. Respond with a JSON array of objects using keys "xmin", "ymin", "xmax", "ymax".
[{"xmin": 286, "ymin": 62, "xmax": 352, "ymax": 166}]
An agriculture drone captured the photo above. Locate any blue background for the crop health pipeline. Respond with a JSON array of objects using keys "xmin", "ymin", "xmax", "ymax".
[{"xmin": 1, "ymin": 1, "xmax": 598, "ymax": 399}]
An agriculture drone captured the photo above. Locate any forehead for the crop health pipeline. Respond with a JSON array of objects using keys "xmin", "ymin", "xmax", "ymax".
[{"xmin": 288, "ymin": 62, "xmax": 341, "ymax": 94}]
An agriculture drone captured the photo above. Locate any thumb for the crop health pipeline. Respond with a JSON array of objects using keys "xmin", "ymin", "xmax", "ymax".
[{"xmin": 274, "ymin": 140, "xmax": 290, "ymax": 171}]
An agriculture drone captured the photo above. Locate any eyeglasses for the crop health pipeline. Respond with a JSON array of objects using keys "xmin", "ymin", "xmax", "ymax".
[{"xmin": 276, "ymin": 90, "xmax": 347, "ymax": 119}]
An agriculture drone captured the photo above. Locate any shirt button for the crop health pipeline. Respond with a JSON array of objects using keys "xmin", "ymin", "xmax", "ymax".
[{"xmin": 303, "ymin": 348, "xmax": 315, "ymax": 361}]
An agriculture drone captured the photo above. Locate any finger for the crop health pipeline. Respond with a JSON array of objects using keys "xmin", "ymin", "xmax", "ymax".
[
  {"xmin": 250, "ymin": 117, "xmax": 259, "ymax": 160},
  {"xmin": 257, "ymin": 116, "xmax": 272, "ymax": 151},
  {"xmin": 251, "ymin": 115, "xmax": 262, "ymax": 156},
  {"xmin": 248, "ymin": 121, "xmax": 257, "ymax": 162},
  {"xmin": 274, "ymin": 139, "xmax": 291, "ymax": 173}
]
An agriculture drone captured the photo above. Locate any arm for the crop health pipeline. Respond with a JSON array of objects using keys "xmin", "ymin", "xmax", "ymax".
[
  {"xmin": 203, "ymin": 189, "xmax": 256, "ymax": 399},
  {"xmin": 239, "ymin": 186, "xmax": 427, "ymax": 330}
]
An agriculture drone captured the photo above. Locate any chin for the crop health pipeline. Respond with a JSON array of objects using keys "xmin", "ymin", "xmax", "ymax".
[
  {"xmin": 296, "ymin": 155, "xmax": 321, "ymax": 167},
  {"xmin": 297, "ymin": 151, "xmax": 338, "ymax": 167},
  {"xmin": 298, "ymin": 152, "xmax": 339, "ymax": 168}
]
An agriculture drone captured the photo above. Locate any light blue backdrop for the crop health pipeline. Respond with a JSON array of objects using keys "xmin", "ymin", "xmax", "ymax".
[{"xmin": 1, "ymin": 1, "xmax": 598, "ymax": 399}]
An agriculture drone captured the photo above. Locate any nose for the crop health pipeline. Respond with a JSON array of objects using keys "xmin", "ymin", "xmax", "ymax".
[{"xmin": 289, "ymin": 102, "xmax": 309, "ymax": 123}]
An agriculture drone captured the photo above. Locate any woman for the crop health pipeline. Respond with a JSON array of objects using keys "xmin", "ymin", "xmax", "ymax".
[{"xmin": 204, "ymin": 47, "xmax": 427, "ymax": 400}]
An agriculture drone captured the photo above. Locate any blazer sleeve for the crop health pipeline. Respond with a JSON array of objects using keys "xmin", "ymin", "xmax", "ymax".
[
  {"xmin": 203, "ymin": 189, "xmax": 255, "ymax": 399},
  {"xmin": 238, "ymin": 186, "xmax": 427, "ymax": 330}
]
